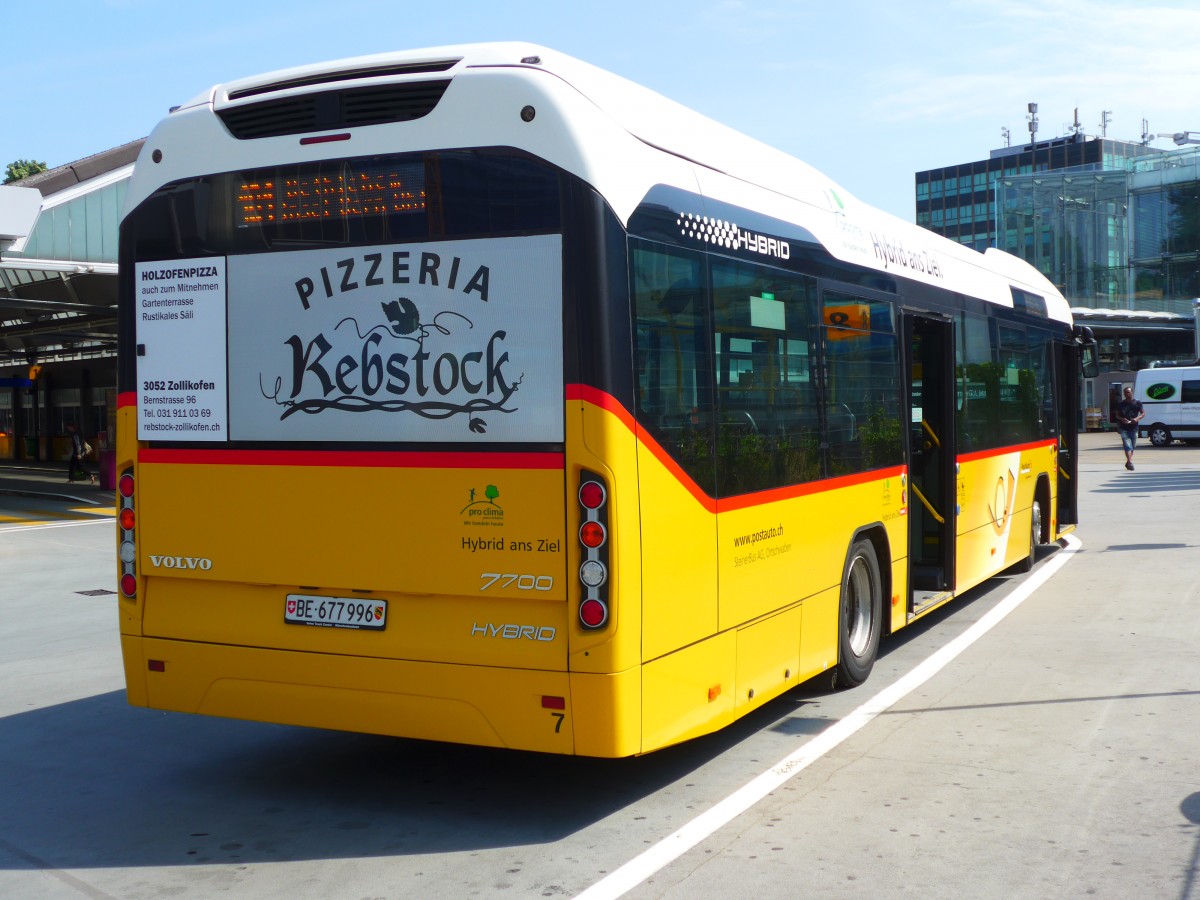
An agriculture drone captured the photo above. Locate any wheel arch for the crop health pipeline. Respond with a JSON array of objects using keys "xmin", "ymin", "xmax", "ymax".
[{"xmin": 848, "ymin": 522, "xmax": 893, "ymax": 637}]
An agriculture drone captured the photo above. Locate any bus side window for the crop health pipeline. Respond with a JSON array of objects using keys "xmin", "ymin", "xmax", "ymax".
[
  {"xmin": 631, "ymin": 242, "xmax": 715, "ymax": 494},
  {"xmin": 822, "ymin": 293, "xmax": 902, "ymax": 475},
  {"xmin": 711, "ymin": 260, "xmax": 820, "ymax": 495}
]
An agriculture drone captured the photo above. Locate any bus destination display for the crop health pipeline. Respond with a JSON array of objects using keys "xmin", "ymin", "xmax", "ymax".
[{"xmin": 236, "ymin": 161, "xmax": 426, "ymax": 227}]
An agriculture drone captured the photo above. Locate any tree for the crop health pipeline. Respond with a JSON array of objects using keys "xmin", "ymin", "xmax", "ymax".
[{"xmin": 4, "ymin": 159, "xmax": 49, "ymax": 184}]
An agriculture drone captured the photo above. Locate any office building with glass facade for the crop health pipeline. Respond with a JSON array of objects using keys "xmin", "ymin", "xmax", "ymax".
[
  {"xmin": 918, "ymin": 133, "xmax": 1200, "ymax": 318},
  {"xmin": 916, "ymin": 133, "xmax": 1200, "ymax": 423},
  {"xmin": 991, "ymin": 146, "xmax": 1200, "ymax": 317},
  {"xmin": 915, "ymin": 133, "xmax": 1157, "ymax": 253}
]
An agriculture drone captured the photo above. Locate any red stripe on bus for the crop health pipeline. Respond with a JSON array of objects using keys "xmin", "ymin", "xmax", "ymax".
[
  {"xmin": 570, "ymin": 385, "xmax": 908, "ymax": 513},
  {"xmin": 568, "ymin": 384, "xmax": 723, "ymax": 509},
  {"xmin": 566, "ymin": 385, "xmax": 720, "ymax": 510},
  {"xmin": 633, "ymin": 422, "xmax": 720, "ymax": 512},
  {"xmin": 715, "ymin": 465, "xmax": 907, "ymax": 512},
  {"xmin": 566, "ymin": 383, "xmax": 636, "ymax": 431},
  {"xmin": 958, "ymin": 440, "xmax": 1056, "ymax": 463},
  {"xmin": 118, "ymin": 392, "xmax": 137, "ymax": 409},
  {"xmin": 138, "ymin": 448, "xmax": 564, "ymax": 469}
]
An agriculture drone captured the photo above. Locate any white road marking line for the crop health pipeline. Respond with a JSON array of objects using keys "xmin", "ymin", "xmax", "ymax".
[
  {"xmin": 0, "ymin": 518, "xmax": 114, "ymax": 534},
  {"xmin": 576, "ymin": 534, "xmax": 1082, "ymax": 900}
]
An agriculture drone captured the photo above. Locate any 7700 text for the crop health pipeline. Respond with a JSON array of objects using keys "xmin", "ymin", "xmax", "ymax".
[{"xmin": 479, "ymin": 573, "xmax": 554, "ymax": 591}]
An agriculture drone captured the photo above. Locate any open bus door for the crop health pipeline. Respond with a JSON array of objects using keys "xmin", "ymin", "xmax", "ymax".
[
  {"xmin": 904, "ymin": 313, "xmax": 957, "ymax": 607},
  {"xmin": 1056, "ymin": 326, "xmax": 1097, "ymax": 531}
]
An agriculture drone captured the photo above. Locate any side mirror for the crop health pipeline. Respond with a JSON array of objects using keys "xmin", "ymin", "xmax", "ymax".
[
  {"xmin": 1080, "ymin": 342, "xmax": 1099, "ymax": 379},
  {"xmin": 1073, "ymin": 325, "xmax": 1099, "ymax": 378}
]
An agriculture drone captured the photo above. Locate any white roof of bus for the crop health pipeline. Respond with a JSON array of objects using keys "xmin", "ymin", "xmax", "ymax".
[
  {"xmin": 206, "ymin": 41, "xmax": 840, "ymax": 212},
  {"xmin": 185, "ymin": 42, "xmax": 1071, "ymax": 324}
]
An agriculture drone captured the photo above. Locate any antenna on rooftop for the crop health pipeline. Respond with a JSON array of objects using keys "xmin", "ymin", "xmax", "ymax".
[
  {"xmin": 1001, "ymin": 126, "xmax": 1011, "ymax": 147},
  {"xmin": 1142, "ymin": 118, "xmax": 1153, "ymax": 145},
  {"xmin": 1027, "ymin": 102, "xmax": 1039, "ymax": 144},
  {"xmin": 1070, "ymin": 108, "xmax": 1082, "ymax": 137},
  {"xmin": 1100, "ymin": 110, "xmax": 1112, "ymax": 137}
]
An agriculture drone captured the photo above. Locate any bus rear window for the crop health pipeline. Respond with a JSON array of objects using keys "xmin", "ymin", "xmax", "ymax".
[
  {"xmin": 125, "ymin": 149, "xmax": 562, "ymax": 259},
  {"xmin": 123, "ymin": 149, "xmax": 568, "ymax": 447}
]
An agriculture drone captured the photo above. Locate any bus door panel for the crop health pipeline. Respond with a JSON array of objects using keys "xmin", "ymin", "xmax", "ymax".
[
  {"xmin": 904, "ymin": 313, "xmax": 956, "ymax": 596},
  {"xmin": 1053, "ymin": 341, "xmax": 1081, "ymax": 528}
]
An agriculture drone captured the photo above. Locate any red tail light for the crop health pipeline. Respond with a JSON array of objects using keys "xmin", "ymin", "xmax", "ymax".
[
  {"xmin": 579, "ymin": 521, "xmax": 606, "ymax": 549},
  {"xmin": 580, "ymin": 598, "xmax": 607, "ymax": 627},
  {"xmin": 118, "ymin": 467, "xmax": 137, "ymax": 599},
  {"xmin": 579, "ymin": 480, "xmax": 606, "ymax": 509},
  {"xmin": 577, "ymin": 471, "xmax": 610, "ymax": 630}
]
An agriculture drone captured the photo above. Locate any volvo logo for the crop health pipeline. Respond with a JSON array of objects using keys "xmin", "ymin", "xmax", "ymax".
[{"xmin": 148, "ymin": 555, "xmax": 213, "ymax": 570}]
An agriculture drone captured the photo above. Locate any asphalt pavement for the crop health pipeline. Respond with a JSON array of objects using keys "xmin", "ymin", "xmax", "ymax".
[{"xmin": 0, "ymin": 459, "xmax": 114, "ymax": 503}]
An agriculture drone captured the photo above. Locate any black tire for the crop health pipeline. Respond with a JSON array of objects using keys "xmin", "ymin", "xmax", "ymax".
[
  {"xmin": 1149, "ymin": 425, "xmax": 1171, "ymax": 447},
  {"xmin": 835, "ymin": 538, "xmax": 882, "ymax": 689},
  {"xmin": 1012, "ymin": 499, "xmax": 1041, "ymax": 574}
]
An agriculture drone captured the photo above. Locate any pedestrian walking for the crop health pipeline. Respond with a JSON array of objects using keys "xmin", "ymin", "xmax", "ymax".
[
  {"xmin": 66, "ymin": 423, "xmax": 97, "ymax": 484},
  {"xmin": 1115, "ymin": 386, "xmax": 1145, "ymax": 470}
]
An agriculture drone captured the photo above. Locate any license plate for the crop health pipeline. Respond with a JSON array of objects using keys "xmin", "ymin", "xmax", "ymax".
[{"xmin": 285, "ymin": 594, "xmax": 387, "ymax": 630}]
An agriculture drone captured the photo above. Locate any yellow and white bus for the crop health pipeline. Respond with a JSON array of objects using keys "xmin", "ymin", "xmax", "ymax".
[{"xmin": 116, "ymin": 43, "xmax": 1095, "ymax": 757}]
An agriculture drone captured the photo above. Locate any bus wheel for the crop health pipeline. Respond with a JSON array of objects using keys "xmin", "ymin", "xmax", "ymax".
[
  {"xmin": 1012, "ymin": 499, "xmax": 1041, "ymax": 574},
  {"xmin": 836, "ymin": 538, "xmax": 882, "ymax": 689}
]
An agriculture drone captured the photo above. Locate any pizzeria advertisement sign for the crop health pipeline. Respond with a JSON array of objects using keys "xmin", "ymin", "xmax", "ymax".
[
  {"xmin": 224, "ymin": 235, "xmax": 564, "ymax": 442},
  {"xmin": 135, "ymin": 259, "xmax": 228, "ymax": 442}
]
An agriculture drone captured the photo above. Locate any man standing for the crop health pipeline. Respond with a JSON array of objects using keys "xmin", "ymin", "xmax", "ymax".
[{"xmin": 1115, "ymin": 386, "xmax": 1145, "ymax": 470}]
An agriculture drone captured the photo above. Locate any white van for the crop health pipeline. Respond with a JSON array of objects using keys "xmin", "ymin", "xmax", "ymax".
[{"xmin": 1133, "ymin": 365, "xmax": 1200, "ymax": 446}]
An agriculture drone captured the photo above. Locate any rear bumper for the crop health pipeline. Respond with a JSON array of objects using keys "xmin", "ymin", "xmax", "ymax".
[{"xmin": 121, "ymin": 635, "xmax": 641, "ymax": 756}]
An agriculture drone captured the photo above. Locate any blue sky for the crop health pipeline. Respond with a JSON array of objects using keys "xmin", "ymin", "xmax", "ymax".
[{"xmin": 5, "ymin": 0, "xmax": 1200, "ymax": 221}]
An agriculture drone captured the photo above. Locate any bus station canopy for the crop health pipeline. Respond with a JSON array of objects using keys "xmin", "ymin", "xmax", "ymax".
[{"xmin": 0, "ymin": 141, "xmax": 142, "ymax": 372}]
